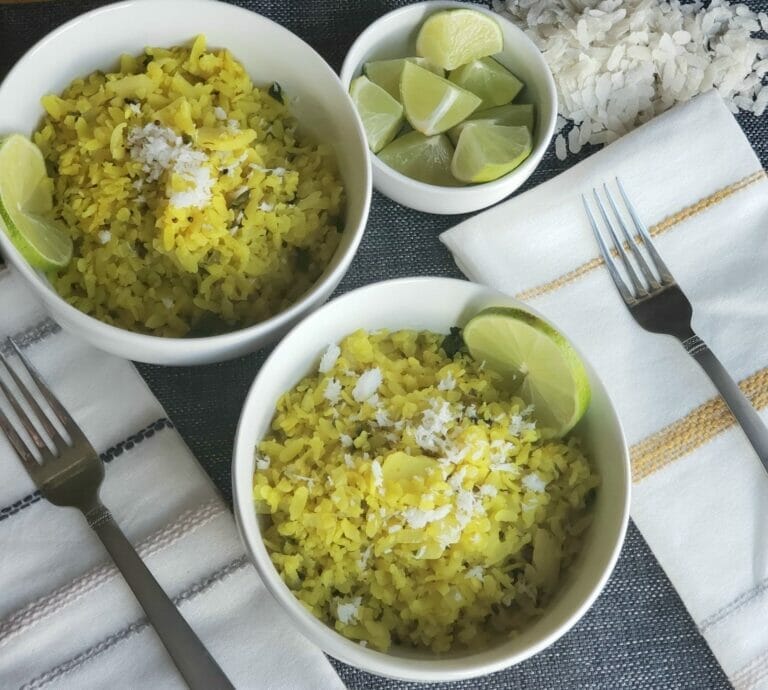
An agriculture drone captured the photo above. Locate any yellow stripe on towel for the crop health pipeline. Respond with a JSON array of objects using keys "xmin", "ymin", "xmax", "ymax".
[
  {"xmin": 631, "ymin": 367, "xmax": 768, "ymax": 482},
  {"xmin": 515, "ymin": 170, "xmax": 767, "ymax": 304}
]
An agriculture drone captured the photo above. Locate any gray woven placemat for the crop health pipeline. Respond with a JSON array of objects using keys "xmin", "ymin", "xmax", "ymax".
[{"xmin": 4, "ymin": 0, "xmax": 767, "ymax": 687}]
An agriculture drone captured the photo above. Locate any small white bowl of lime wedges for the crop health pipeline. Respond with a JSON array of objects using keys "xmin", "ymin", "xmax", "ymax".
[{"xmin": 340, "ymin": 1, "xmax": 557, "ymax": 214}]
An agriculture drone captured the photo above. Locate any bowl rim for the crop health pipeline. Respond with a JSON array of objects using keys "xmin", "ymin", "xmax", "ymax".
[
  {"xmin": 339, "ymin": 0, "xmax": 558, "ymax": 196},
  {"xmin": 232, "ymin": 275, "xmax": 631, "ymax": 682},
  {"xmin": 0, "ymin": 0, "xmax": 372, "ymax": 357}
]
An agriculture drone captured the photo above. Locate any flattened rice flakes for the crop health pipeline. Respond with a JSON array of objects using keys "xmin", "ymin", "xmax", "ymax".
[
  {"xmin": 35, "ymin": 35, "xmax": 344, "ymax": 336},
  {"xmin": 255, "ymin": 329, "xmax": 599, "ymax": 653}
]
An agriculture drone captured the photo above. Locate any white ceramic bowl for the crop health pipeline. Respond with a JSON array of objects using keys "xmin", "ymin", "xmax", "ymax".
[
  {"xmin": 0, "ymin": 0, "xmax": 371, "ymax": 365},
  {"xmin": 339, "ymin": 1, "xmax": 557, "ymax": 215},
  {"xmin": 233, "ymin": 277, "xmax": 630, "ymax": 682}
]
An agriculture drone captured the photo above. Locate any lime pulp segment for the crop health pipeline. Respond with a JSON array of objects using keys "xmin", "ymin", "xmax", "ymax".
[
  {"xmin": 377, "ymin": 130, "xmax": 460, "ymax": 186},
  {"xmin": 400, "ymin": 61, "xmax": 481, "ymax": 136},
  {"xmin": 462, "ymin": 306, "xmax": 591, "ymax": 438},
  {"xmin": 448, "ymin": 57, "xmax": 524, "ymax": 110},
  {"xmin": 364, "ymin": 57, "xmax": 444, "ymax": 101},
  {"xmin": 451, "ymin": 123, "xmax": 532, "ymax": 183},
  {"xmin": 0, "ymin": 134, "xmax": 72, "ymax": 270},
  {"xmin": 349, "ymin": 76, "xmax": 404, "ymax": 153},
  {"xmin": 448, "ymin": 103, "xmax": 535, "ymax": 145},
  {"xmin": 416, "ymin": 9, "xmax": 504, "ymax": 71}
]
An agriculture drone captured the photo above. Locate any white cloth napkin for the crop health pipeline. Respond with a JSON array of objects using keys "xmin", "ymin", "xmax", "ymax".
[
  {"xmin": 441, "ymin": 90, "xmax": 768, "ymax": 690},
  {"xmin": 0, "ymin": 269, "xmax": 344, "ymax": 690}
]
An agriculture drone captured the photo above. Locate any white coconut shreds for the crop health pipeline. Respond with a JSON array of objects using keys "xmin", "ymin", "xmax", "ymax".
[
  {"xmin": 324, "ymin": 377, "xmax": 342, "ymax": 404},
  {"xmin": 494, "ymin": 0, "xmax": 768, "ymax": 160},
  {"xmin": 127, "ymin": 123, "xmax": 214, "ymax": 208},
  {"xmin": 336, "ymin": 597, "xmax": 362, "ymax": 625},
  {"xmin": 318, "ymin": 343, "xmax": 341, "ymax": 373},
  {"xmin": 353, "ymin": 368, "xmax": 383, "ymax": 402}
]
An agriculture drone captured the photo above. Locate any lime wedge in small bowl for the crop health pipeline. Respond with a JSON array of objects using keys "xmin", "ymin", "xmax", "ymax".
[
  {"xmin": 349, "ymin": 76, "xmax": 404, "ymax": 153},
  {"xmin": 448, "ymin": 103, "xmax": 535, "ymax": 145},
  {"xmin": 400, "ymin": 61, "xmax": 481, "ymax": 136},
  {"xmin": 448, "ymin": 57, "xmax": 523, "ymax": 110},
  {"xmin": 364, "ymin": 57, "xmax": 443, "ymax": 101},
  {"xmin": 416, "ymin": 9, "xmax": 503, "ymax": 71},
  {"xmin": 378, "ymin": 130, "xmax": 459, "ymax": 186},
  {"xmin": 463, "ymin": 306, "xmax": 591, "ymax": 438},
  {"xmin": 451, "ymin": 123, "xmax": 532, "ymax": 183},
  {"xmin": 0, "ymin": 134, "xmax": 71, "ymax": 270}
]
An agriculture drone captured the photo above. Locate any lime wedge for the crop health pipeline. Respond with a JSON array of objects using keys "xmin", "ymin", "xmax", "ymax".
[
  {"xmin": 448, "ymin": 57, "xmax": 523, "ymax": 110},
  {"xmin": 416, "ymin": 9, "xmax": 503, "ymax": 70},
  {"xmin": 0, "ymin": 134, "xmax": 71, "ymax": 270},
  {"xmin": 448, "ymin": 103, "xmax": 535, "ymax": 144},
  {"xmin": 474, "ymin": 103, "xmax": 535, "ymax": 128},
  {"xmin": 400, "ymin": 61, "xmax": 481, "ymax": 136},
  {"xmin": 364, "ymin": 57, "xmax": 444, "ymax": 101},
  {"xmin": 463, "ymin": 307, "xmax": 591, "ymax": 438},
  {"xmin": 349, "ymin": 76, "xmax": 404, "ymax": 153},
  {"xmin": 378, "ymin": 131, "xmax": 460, "ymax": 186},
  {"xmin": 451, "ymin": 123, "xmax": 532, "ymax": 183}
]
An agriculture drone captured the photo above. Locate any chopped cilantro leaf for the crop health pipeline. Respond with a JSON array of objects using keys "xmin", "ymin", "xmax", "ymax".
[
  {"xmin": 441, "ymin": 327, "xmax": 465, "ymax": 358},
  {"xmin": 269, "ymin": 82, "xmax": 284, "ymax": 103}
]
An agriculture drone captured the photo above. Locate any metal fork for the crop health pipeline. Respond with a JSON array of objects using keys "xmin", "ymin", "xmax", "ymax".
[
  {"xmin": 583, "ymin": 178, "xmax": 768, "ymax": 474},
  {"xmin": 0, "ymin": 341, "xmax": 234, "ymax": 689}
]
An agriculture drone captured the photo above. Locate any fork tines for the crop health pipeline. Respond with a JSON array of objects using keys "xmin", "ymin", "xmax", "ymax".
[
  {"xmin": 582, "ymin": 178, "xmax": 675, "ymax": 304},
  {"xmin": 0, "ymin": 340, "xmax": 74, "ymax": 469}
]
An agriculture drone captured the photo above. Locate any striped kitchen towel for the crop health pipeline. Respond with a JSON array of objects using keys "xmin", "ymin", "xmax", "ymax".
[
  {"xmin": 440, "ymin": 90, "xmax": 768, "ymax": 689},
  {"xmin": 0, "ymin": 268, "xmax": 344, "ymax": 689}
]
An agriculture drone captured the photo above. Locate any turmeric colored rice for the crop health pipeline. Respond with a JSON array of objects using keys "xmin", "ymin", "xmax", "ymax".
[
  {"xmin": 34, "ymin": 35, "xmax": 344, "ymax": 336},
  {"xmin": 254, "ymin": 329, "xmax": 599, "ymax": 653}
]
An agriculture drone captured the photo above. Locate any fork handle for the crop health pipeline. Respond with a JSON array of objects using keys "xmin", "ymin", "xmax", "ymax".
[
  {"xmin": 84, "ymin": 503, "xmax": 235, "ymax": 689},
  {"xmin": 682, "ymin": 334, "xmax": 768, "ymax": 473}
]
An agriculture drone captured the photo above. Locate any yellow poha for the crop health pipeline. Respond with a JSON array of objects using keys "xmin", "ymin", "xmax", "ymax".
[
  {"xmin": 34, "ymin": 35, "xmax": 344, "ymax": 336},
  {"xmin": 254, "ymin": 329, "xmax": 599, "ymax": 653}
]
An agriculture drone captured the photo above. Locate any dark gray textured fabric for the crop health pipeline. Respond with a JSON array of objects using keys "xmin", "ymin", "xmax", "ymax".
[{"xmin": 3, "ymin": 1, "xmax": 767, "ymax": 687}]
